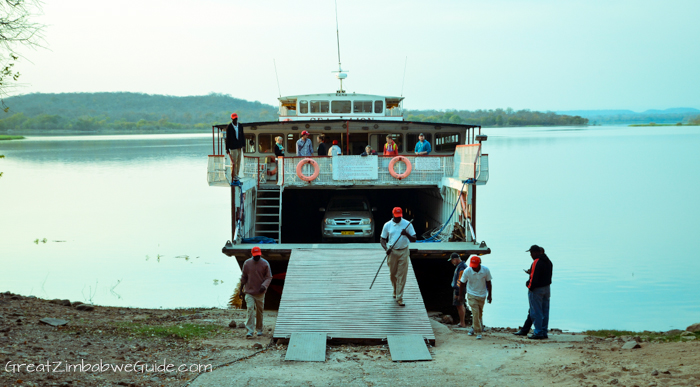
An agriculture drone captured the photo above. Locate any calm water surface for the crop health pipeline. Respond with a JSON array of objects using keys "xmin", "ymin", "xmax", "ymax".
[{"xmin": 1, "ymin": 127, "xmax": 698, "ymax": 331}]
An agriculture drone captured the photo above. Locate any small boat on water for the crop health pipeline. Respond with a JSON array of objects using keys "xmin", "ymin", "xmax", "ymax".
[{"xmin": 206, "ymin": 59, "xmax": 491, "ymax": 313}]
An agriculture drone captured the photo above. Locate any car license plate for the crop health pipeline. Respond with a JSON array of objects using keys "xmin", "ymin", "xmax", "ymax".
[{"xmin": 341, "ymin": 231, "xmax": 355, "ymax": 235}]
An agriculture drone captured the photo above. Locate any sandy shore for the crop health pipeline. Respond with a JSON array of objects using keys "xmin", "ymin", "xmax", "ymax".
[{"xmin": 1, "ymin": 292, "xmax": 698, "ymax": 387}]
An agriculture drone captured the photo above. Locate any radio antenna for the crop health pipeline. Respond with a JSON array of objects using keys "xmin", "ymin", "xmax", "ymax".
[
  {"xmin": 331, "ymin": 0, "xmax": 347, "ymax": 93},
  {"xmin": 273, "ymin": 59, "xmax": 282, "ymax": 98},
  {"xmin": 400, "ymin": 56, "xmax": 407, "ymax": 97}
]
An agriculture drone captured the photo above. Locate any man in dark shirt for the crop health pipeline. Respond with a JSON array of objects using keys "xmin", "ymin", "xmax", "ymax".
[
  {"xmin": 239, "ymin": 246, "xmax": 272, "ymax": 338},
  {"xmin": 225, "ymin": 113, "xmax": 246, "ymax": 179},
  {"xmin": 525, "ymin": 244, "xmax": 553, "ymax": 339}
]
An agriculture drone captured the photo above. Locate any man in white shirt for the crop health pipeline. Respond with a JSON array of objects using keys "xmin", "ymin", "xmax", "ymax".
[
  {"xmin": 380, "ymin": 207, "xmax": 416, "ymax": 306},
  {"xmin": 459, "ymin": 255, "xmax": 492, "ymax": 339}
]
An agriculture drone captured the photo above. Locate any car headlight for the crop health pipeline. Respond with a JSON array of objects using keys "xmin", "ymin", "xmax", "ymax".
[
  {"xmin": 360, "ymin": 218, "xmax": 371, "ymax": 225},
  {"xmin": 325, "ymin": 219, "xmax": 336, "ymax": 225}
]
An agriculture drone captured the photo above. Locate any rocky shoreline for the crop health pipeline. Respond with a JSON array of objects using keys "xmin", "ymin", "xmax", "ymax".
[{"xmin": 2, "ymin": 291, "xmax": 699, "ymax": 387}]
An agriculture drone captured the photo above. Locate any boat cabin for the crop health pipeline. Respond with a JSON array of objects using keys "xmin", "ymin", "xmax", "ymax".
[{"xmin": 278, "ymin": 93, "xmax": 404, "ymax": 121}]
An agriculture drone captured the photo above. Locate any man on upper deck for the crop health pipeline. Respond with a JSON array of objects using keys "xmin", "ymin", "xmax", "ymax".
[
  {"xmin": 296, "ymin": 130, "xmax": 313, "ymax": 157},
  {"xmin": 414, "ymin": 133, "xmax": 432, "ymax": 155},
  {"xmin": 383, "ymin": 135, "xmax": 399, "ymax": 156},
  {"xmin": 225, "ymin": 113, "xmax": 245, "ymax": 179}
]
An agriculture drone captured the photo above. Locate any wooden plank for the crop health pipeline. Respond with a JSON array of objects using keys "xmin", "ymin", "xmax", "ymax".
[
  {"xmin": 285, "ymin": 332, "xmax": 327, "ymax": 362},
  {"xmin": 387, "ymin": 334, "xmax": 433, "ymax": 362},
  {"xmin": 273, "ymin": 249, "xmax": 435, "ymax": 344}
]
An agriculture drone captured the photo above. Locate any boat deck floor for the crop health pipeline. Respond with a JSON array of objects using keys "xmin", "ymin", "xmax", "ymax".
[
  {"xmin": 224, "ymin": 242, "xmax": 490, "ymax": 259},
  {"xmin": 272, "ymin": 249, "xmax": 435, "ymax": 345}
]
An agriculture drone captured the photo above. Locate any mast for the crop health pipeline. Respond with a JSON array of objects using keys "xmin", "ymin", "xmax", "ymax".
[{"xmin": 332, "ymin": 0, "xmax": 347, "ymax": 93}]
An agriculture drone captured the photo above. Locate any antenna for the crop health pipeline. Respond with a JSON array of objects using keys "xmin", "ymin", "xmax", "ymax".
[
  {"xmin": 331, "ymin": 0, "xmax": 347, "ymax": 93},
  {"xmin": 400, "ymin": 56, "xmax": 407, "ymax": 97},
  {"xmin": 273, "ymin": 59, "xmax": 281, "ymax": 98}
]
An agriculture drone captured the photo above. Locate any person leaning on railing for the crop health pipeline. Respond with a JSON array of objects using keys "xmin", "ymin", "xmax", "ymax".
[
  {"xmin": 414, "ymin": 133, "xmax": 432, "ymax": 155},
  {"xmin": 361, "ymin": 145, "xmax": 378, "ymax": 156}
]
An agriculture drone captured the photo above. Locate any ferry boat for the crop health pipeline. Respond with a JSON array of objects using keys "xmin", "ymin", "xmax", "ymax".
[{"xmin": 206, "ymin": 71, "xmax": 491, "ymax": 313}]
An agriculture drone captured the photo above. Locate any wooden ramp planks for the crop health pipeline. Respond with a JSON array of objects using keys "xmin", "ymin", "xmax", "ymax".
[{"xmin": 273, "ymin": 249, "xmax": 435, "ymax": 344}]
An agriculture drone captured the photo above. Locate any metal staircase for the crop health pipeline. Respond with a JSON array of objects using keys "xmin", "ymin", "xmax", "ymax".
[{"xmin": 254, "ymin": 185, "xmax": 282, "ymax": 242}]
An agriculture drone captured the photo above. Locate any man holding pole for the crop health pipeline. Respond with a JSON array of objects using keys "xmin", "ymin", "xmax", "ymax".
[{"xmin": 380, "ymin": 207, "xmax": 416, "ymax": 307}]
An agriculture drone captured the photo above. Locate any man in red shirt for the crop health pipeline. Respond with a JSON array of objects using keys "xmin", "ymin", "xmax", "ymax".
[
  {"xmin": 383, "ymin": 135, "xmax": 399, "ymax": 156},
  {"xmin": 239, "ymin": 246, "xmax": 272, "ymax": 338}
]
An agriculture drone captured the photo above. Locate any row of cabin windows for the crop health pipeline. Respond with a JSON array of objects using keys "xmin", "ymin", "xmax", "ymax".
[
  {"xmin": 299, "ymin": 100, "xmax": 384, "ymax": 114},
  {"xmin": 241, "ymin": 132, "xmax": 461, "ymax": 155}
]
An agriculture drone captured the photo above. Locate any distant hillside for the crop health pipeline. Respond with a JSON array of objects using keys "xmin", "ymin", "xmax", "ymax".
[
  {"xmin": 407, "ymin": 108, "xmax": 587, "ymax": 127},
  {"xmin": 557, "ymin": 108, "xmax": 700, "ymax": 125},
  {"xmin": 0, "ymin": 92, "xmax": 278, "ymax": 131}
]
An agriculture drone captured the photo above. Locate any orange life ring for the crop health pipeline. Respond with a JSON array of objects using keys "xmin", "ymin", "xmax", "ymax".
[
  {"xmin": 389, "ymin": 156, "xmax": 412, "ymax": 180},
  {"xmin": 267, "ymin": 162, "xmax": 277, "ymax": 176},
  {"xmin": 296, "ymin": 158, "xmax": 320, "ymax": 182}
]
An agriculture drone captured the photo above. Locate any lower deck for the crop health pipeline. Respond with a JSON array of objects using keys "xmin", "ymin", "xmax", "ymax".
[{"xmin": 227, "ymin": 241, "xmax": 490, "ymax": 313}]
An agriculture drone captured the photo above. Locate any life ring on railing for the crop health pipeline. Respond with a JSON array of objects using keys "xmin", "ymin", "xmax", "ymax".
[
  {"xmin": 296, "ymin": 158, "xmax": 320, "ymax": 182},
  {"xmin": 267, "ymin": 162, "xmax": 277, "ymax": 176},
  {"xmin": 389, "ymin": 156, "xmax": 412, "ymax": 180}
]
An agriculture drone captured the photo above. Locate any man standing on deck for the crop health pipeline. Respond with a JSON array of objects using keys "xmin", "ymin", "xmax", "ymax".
[
  {"xmin": 296, "ymin": 130, "xmax": 313, "ymax": 156},
  {"xmin": 449, "ymin": 252, "xmax": 468, "ymax": 328},
  {"xmin": 525, "ymin": 245, "xmax": 553, "ymax": 340},
  {"xmin": 414, "ymin": 133, "xmax": 432, "ymax": 155},
  {"xmin": 380, "ymin": 207, "xmax": 416, "ymax": 307},
  {"xmin": 225, "ymin": 113, "xmax": 245, "ymax": 180},
  {"xmin": 383, "ymin": 135, "xmax": 399, "ymax": 156},
  {"xmin": 458, "ymin": 255, "xmax": 492, "ymax": 339},
  {"xmin": 238, "ymin": 246, "xmax": 272, "ymax": 338}
]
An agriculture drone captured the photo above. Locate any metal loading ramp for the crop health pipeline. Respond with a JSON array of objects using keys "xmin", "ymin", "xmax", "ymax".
[{"xmin": 273, "ymin": 248, "xmax": 435, "ymax": 345}]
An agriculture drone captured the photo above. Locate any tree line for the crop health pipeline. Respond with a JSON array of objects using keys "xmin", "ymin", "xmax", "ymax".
[
  {"xmin": 0, "ymin": 92, "xmax": 590, "ymax": 131},
  {"xmin": 406, "ymin": 108, "xmax": 588, "ymax": 126}
]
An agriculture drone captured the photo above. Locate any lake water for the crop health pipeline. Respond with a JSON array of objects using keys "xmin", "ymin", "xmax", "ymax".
[{"xmin": 1, "ymin": 127, "xmax": 698, "ymax": 332}]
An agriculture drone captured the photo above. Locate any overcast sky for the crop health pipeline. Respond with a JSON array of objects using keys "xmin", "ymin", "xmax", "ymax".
[{"xmin": 12, "ymin": 0, "xmax": 700, "ymax": 111}]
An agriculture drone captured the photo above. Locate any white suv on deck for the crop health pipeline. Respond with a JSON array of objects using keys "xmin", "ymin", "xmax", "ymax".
[{"xmin": 320, "ymin": 195, "xmax": 376, "ymax": 243}]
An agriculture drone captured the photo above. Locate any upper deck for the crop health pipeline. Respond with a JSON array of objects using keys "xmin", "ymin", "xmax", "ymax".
[{"xmin": 207, "ymin": 119, "xmax": 488, "ymax": 189}]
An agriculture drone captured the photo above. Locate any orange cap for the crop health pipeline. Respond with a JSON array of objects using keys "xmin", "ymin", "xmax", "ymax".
[
  {"xmin": 251, "ymin": 246, "xmax": 262, "ymax": 256},
  {"xmin": 392, "ymin": 207, "xmax": 402, "ymax": 216},
  {"xmin": 469, "ymin": 255, "xmax": 481, "ymax": 268},
  {"xmin": 231, "ymin": 113, "xmax": 238, "ymax": 120}
]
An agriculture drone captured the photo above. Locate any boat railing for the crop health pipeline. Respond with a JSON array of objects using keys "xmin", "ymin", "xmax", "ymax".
[
  {"xmin": 385, "ymin": 108, "xmax": 404, "ymax": 117},
  {"xmin": 279, "ymin": 155, "xmax": 454, "ymax": 187}
]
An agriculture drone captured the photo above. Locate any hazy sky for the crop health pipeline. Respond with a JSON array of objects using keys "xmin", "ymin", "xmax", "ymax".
[{"xmin": 12, "ymin": 0, "xmax": 700, "ymax": 111}]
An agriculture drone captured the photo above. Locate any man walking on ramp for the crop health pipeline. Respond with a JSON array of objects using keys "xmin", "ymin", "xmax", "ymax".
[{"xmin": 380, "ymin": 207, "xmax": 416, "ymax": 307}]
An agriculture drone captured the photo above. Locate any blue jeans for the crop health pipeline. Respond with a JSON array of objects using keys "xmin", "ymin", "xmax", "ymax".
[{"xmin": 528, "ymin": 286, "xmax": 550, "ymax": 336}]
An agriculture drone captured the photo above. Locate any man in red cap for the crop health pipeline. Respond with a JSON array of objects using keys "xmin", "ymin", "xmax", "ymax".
[
  {"xmin": 380, "ymin": 207, "xmax": 416, "ymax": 306},
  {"xmin": 296, "ymin": 130, "xmax": 313, "ymax": 156},
  {"xmin": 238, "ymin": 246, "xmax": 272, "ymax": 338},
  {"xmin": 225, "ymin": 113, "xmax": 246, "ymax": 179},
  {"xmin": 458, "ymin": 255, "xmax": 492, "ymax": 339},
  {"xmin": 327, "ymin": 140, "xmax": 342, "ymax": 156}
]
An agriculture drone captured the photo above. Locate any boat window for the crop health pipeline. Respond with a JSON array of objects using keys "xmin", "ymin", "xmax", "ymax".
[
  {"xmin": 371, "ymin": 133, "xmax": 403, "ymax": 153},
  {"xmin": 286, "ymin": 133, "xmax": 299, "ymax": 153},
  {"xmin": 299, "ymin": 100, "xmax": 308, "ymax": 114},
  {"xmin": 244, "ymin": 134, "xmax": 256, "ymax": 153},
  {"xmin": 435, "ymin": 133, "xmax": 461, "ymax": 152},
  {"xmin": 353, "ymin": 100, "xmax": 373, "ymax": 113},
  {"xmin": 374, "ymin": 100, "xmax": 383, "ymax": 114},
  {"xmin": 406, "ymin": 133, "xmax": 433, "ymax": 153},
  {"xmin": 310, "ymin": 100, "xmax": 330, "ymax": 114},
  {"xmin": 258, "ymin": 134, "xmax": 284, "ymax": 154},
  {"xmin": 331, "ymin": 100, "xmax": 351, "ymax": 114},
  {"xmin": 329, "ymin": 198, "xmax": 368, "ymax": 211}
]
